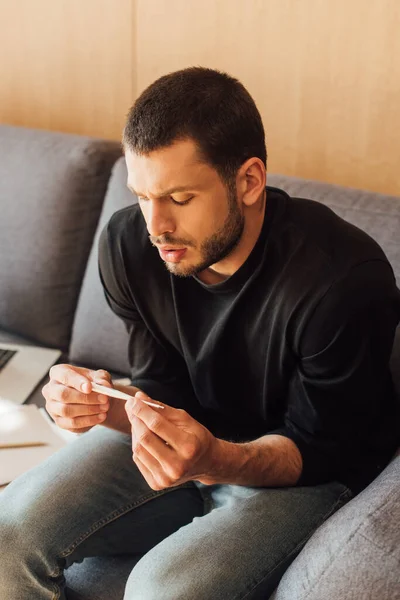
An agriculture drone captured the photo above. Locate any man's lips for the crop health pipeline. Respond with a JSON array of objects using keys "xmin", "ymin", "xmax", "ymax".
[{"xmin": 157, "ymin": 247, "xmax": 187, "ymax": 263}]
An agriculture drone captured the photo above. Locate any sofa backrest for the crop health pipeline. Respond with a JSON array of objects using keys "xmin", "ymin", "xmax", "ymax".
[
  {"xmin": 70, "ymin": 163, "xmax": 400, "ymax": 396},
  {"xmin": 69, "ymin": 158, "xmax": 133, "ymax": 375},
  {"xmin": 268, "ymin": 174, "xmax": 400, "ymax": 399},
  {"xmin": 0, "ymin": 125, "xmax": 121, "ymax": 352}
]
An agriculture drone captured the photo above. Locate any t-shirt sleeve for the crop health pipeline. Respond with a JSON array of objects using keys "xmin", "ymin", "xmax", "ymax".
[
  {"xmin": 97, "ymin": 222, "xmax": 196, "ymax": 410},
  {"xmin": 271, "ymin": 260, "xmax": 400, "ymax": 487}
]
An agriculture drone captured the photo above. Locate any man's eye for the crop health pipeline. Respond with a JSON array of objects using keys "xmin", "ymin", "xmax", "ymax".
[{"xmin": 171, "ymin": 196, "xmax": 193, "ymax": 206}]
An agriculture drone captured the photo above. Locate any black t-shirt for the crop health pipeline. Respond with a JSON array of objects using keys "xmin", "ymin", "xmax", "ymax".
[{"xmin": 98, "ymin": 186, "xmax": 400, "ymax": 494}]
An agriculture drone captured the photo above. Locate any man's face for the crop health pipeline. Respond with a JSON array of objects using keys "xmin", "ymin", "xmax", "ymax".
[{"xmin": 125, "ymin": 139, "xmax": 244, "ymax": 277}]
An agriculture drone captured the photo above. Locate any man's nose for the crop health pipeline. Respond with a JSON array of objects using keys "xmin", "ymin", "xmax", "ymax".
[{"xmin": 146, "ymin": 200, "xmax": 175, "ymax": 238}]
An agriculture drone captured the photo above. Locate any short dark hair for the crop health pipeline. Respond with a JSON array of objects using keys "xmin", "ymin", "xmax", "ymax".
[{"xmin": 123, "ymin": 67, "xmax": 267, "ymax": 186}]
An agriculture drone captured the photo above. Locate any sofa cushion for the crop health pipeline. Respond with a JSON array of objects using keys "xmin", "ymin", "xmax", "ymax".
[
  {"xmin": 69, "ymin": 158, "xmax": 133, "ymax": 375},
  {"xmin": 270, "ymin": 454, "xmax": 400, "ymax": 600},
  {"xmin": 0, "ymin": 125, "xmax": 121, "ymax": 352}
]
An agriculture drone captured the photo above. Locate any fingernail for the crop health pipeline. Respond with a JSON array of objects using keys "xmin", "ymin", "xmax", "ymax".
[{"xmin": 81, "ymin": 382, "xmax": 90, "ymax": 393}]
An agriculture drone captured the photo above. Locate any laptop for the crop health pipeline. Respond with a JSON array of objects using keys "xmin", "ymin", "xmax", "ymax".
[{"xmin": 0, "ymin": 343, "xmax": 61, "ymax": 404}]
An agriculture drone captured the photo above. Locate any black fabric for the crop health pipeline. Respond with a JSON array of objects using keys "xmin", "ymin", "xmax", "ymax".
[{"xmin": 98, "ymin": 186, "xmax": 400, "ymax": 494}]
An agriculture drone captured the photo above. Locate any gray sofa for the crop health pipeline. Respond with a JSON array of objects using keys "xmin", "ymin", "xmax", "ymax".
[{"xmin": 1, "ymin": 124, "xmax": 399, "ymax": 600}]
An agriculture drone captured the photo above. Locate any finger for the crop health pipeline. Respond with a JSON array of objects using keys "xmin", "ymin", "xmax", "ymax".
[
  {"xmin": 52, "ymin": 411, "xmax": 107, "ymax": 431},
  {"xmin": 127, "ymin": 394, "xmax": 181, "ymax": 448},
  {"xmin": 49, "ymin": 364, "xmax": 111, "ymax": 394},
  {"xmin": 46, "ymin": 382, "xmax": 109, "ymax": 406},
  {"xmin": 130, "ymin": 414, "xmax": 174, "ymax": 463},
  {"xmin": 47, "ymin": 397, "xmax": 109, "ymax": 419},
  {"xmin": 133, "ymin": 453, "xmax": 161, "ymax": 490},
  {"xmin": 131, "ymin": 416, "xmax": 188, "ymax": 485},
  {"xmin": 133, "ymin": 443, "xmax": 176, "ymax": 490},
  {"xmin": 49, "ymin": 364, "xmax": 94, "ymax": 393}
]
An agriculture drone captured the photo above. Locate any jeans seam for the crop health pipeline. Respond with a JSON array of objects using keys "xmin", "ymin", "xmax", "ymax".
[
  {"xmin": 51, "ymin": 581, "xmax": 61, "ymax": 600},
  {"xmin": 60, "ymin": 483, "xmax": 193, "ymax": 558},
  {"xmin": 48, "ymin": 482, "xmax": 193, "ymax": 581},
  {"xmin": 236, "ymin": 485, "xmax": 353, "ymax": 600}
]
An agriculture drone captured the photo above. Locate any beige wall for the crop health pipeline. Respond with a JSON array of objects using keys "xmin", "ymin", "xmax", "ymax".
[
  {"xmin": 0, "ymin": 0, "xmax": 134, "ymax": 140},
  {"xmin": 1, "ymin": 0, "xmax": 399, "ymax": 195}
]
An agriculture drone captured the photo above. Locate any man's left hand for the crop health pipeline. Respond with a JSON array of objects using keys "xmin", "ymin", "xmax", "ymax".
[{"xmin": 125, "ymin": 391, "xmax": 222, "ymax": 490}]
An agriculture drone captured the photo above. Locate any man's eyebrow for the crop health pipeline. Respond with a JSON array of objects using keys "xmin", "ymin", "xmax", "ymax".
[{"xmin": 127, "ymin": 184, "xmax": 195, "ymax": 198}]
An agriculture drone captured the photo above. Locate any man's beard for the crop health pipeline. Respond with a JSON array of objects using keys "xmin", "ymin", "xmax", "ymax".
[{"xmin": 152, "ymin": 185, "xmax": 245, "ymax": 278}]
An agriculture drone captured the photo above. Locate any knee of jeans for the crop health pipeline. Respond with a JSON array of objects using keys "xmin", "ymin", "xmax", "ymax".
[
  {"xmin": 123, "ymin": 551, "xmax": 218, "ymax": 600},
  {"xmin": 0, "ymin": 496, "xmax": 53, "ymax": 560},
  {"xmin": 123, "ymin": 565, "xmax": 184, "ymax": 600},
  {"xmin": 0, "ymin": 513, "xmax": 35, "ymax": 571}
]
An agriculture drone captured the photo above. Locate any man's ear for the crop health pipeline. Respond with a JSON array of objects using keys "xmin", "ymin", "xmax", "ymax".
[{"xmin": 236, "ymin": 157, "xmax": 266, "ymax": 207}]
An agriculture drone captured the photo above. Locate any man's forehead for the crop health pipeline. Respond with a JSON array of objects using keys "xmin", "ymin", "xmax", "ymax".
[
  {"xmin": 125, "ymin": 141, "xmax": 215, "ymax": 196},
  {"xmin": 125, "ymin": 138, "xmax": 201, "ymax": 167}
]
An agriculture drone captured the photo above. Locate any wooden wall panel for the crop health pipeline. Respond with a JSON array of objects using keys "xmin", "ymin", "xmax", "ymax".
[
  {"xmin": 1, "ymin": 0, "xmax": 399, "ymax": 194},
  {"xmin": 0, "ymin": 0, "xmax": 134, "ymax": 140},
  {"xmin": 136, "ymin": 0, "xmax": 400, "ymax": 195}
]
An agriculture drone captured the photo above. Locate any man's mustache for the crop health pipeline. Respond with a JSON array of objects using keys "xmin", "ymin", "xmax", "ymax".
[{"xmin": 149, "ymin": 234, "xmax": 195, "ymax": 248}]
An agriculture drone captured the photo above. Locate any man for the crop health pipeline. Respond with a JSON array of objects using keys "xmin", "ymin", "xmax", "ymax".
[{"xmin": 1, "ymin": 67, "xmax": 399, "ymax": 599}]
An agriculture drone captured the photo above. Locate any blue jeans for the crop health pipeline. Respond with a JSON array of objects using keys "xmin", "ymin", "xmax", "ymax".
[{"xmin": 0, "ymin": 426, "xmax": 352, "ymax": 599}]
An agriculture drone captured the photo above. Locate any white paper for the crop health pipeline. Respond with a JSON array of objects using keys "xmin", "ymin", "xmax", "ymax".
[{"xmin": 0, "ymin": 403, "xmax": 67, "ymax": 486}]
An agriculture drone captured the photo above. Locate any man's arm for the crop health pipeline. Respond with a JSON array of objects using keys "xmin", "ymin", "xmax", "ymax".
[
  {"xmin": 271, "ymin": 261, "xmax": 400, "ymax": 489},
  {"xmin": 210, "ymin": 435, "xmax": 303, "ymax": 487},
  {"xmin": 125, "ymin": 391, "xmax": 302, "ymax": 490}
]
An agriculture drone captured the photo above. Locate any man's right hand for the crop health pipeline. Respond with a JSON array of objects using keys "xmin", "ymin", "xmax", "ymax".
[{"xmin": 42, "ymin": 364, "xmax": 113, "ymax": 433}]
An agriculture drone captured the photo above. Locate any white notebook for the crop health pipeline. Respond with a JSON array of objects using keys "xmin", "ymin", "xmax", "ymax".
[{"xmin": 0, "ymin": 400, "xmax": 73, "ymax": 487}]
